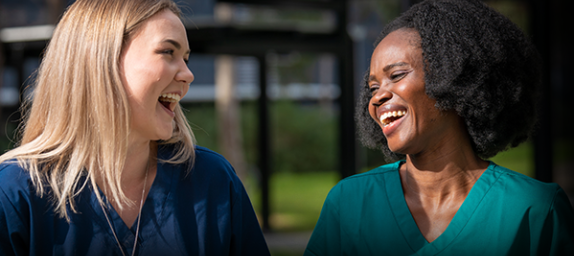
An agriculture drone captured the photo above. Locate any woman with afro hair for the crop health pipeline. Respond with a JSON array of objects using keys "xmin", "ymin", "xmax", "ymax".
[{"xmin": 305, "ymin": 0, "xmax": 574, "ymax": 255}]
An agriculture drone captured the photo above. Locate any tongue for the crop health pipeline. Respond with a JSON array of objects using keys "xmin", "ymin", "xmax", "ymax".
[
  {"xmin": 388, "ymin": 115, "xmax": 402, "ymax": 124},
  {"xmin": 159, "ymin": 100, "xmax": 170, "ymax": 109}
]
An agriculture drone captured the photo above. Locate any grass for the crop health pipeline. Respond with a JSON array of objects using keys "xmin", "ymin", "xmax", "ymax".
[{"xmin": 246, "ymin": 171, "xmax": 339, "ymax": 233}]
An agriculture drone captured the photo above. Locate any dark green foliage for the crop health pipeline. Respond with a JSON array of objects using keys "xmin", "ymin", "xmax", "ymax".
[
  {"xmin": 183, "ymin": 100, "xmax": 337, "ymax": 173},
  {"xmin": 271, "ymin": 101, "xmax": 336, "ymax": 173}
]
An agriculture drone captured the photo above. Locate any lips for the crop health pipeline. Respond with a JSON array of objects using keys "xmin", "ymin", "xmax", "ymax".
[
  {"xmin": 376, "ymin": 104, "xmax": 407, "ymax": 136},
  {"xmin": 379, "ymin": 110, "xmax": 406, "ymax": 127}
]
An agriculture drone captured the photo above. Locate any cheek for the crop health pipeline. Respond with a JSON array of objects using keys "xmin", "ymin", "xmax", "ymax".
[
  {"xmin": 182, "ymin": 85, "xmax": 190, "ymax": 97},
  {"xmin": 122, "ymin": 65, "xmax": 150, "ymax": 95},
  {"xmin": 367, "ymin": 99, "xmax": 378, "ymax": 122},
  {"xmin": 123, "ymin": 76, "xmax": 148, "ymax": 99},
  {"xmin": 125, "ymin": 64, "xmax": 164, "ymax": 93}
]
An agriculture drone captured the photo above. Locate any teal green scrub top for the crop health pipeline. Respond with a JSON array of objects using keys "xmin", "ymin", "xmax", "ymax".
[{"xmin": 305, "ymin": 161, "xmax": 574, "ymax": 256}]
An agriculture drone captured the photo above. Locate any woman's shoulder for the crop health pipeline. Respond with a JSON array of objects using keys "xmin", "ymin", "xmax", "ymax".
[
  {"xmin": 489, "ymin": 162, "xmax": 562, "ymax": 194},
  {"xmin": 194, "ymin": 146, "xmax": 231, "ymax": 164},
  {"xmin": 488, "ymin": 162, "xmax": 568, "ymax": 208},
  {"xmin": 326, "ymin": 161, "xmax": 401, "ymax": 198},
  {"xmin": 338, "ymin": 161, "xmax": 401, "ymax": 185},
  {"xmin": 193, "ymin": 146, "xmax": 234, "ymax": 173},
  {"xmin": 159, "ymin": 144, "xmax": 229, "ymax": 164},
  {"xmin": 0, "ymin": 160, "xmax": 36, "ymax": 206},
  {"xmin": 159, "ymin": 144, "xmax": 237, "ymax": 181},
  {"xmin": 0, "ymin": 160, "xmax": 31, "ymax": 188}
]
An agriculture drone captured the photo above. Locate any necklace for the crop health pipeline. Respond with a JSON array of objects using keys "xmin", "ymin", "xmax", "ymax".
[{"xmin": 100, "ymin": 160, "xmax": 150, "ymax": 256}]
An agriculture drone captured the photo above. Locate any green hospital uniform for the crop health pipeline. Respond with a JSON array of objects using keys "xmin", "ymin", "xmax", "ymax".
[{"xmin": 305, "ymin": 161, "xmax": 574, "ymax": 256}]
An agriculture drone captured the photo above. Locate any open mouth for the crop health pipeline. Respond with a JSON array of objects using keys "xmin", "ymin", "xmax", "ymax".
[
  {"xmin": 158, "ymin": 93, "xmax": 181, "ymax": 111},
  {"xmin": 379, "ymin": 110, "xmax": 406, "ymax": 127}
]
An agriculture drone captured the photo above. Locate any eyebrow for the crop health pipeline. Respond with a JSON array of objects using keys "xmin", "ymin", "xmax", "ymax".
[
  {"xmin": 383, "ymin": 62, "xmax": 409, "ymax": 72},
  {"xmin": 368, "ymin": 62, "xmax": 409, "ymax": 83},
  {"xmin": 163, "ymin": 39, "xmax": 191, "ymax": 54}
]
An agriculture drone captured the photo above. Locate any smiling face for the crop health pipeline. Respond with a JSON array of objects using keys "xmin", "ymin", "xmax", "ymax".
[
  {"xmin": 120, "ymin": 10, "xmax": 193, "ymax": 143},
  {"xmin": 368, "ymin": 29, "xmax": 462, "ymax": 156}
]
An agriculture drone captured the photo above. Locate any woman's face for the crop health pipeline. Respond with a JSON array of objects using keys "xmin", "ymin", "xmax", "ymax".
[
  {"xmin": 120, "ymin": 10, "xmax": 193, "ymax": 143},
  {"xmin": 368, "ymin": 29, "xmax": 461, "ymax": 156}
]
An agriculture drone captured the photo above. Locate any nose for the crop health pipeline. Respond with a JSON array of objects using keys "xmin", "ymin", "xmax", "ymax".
[
  {"xmin": 176, "ymin": 64, "xmax": 195, "ymax": 84},
  {"xmin": 371, "ymin": 87, "xmax": 392, "ymax": 106}
]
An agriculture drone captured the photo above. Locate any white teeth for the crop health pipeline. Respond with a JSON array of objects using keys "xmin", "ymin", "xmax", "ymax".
[
  {"xmin": 379, "ymin": 110, "xmax": 406, "ymax": 127},
  {"xmin": 159, "ymin": 93, "xmax": 181, "ymax": 103}
]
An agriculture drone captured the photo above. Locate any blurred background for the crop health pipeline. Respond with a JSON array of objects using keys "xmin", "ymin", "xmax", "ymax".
[{"xmin": 1, "ymin": 0, "xmax": 572, "ymax": 255}]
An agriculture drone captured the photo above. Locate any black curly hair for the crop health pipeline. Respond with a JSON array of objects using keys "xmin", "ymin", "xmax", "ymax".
[{"xmin": 356, "ymin": 0, "xmax": 541, "ymax": 161}]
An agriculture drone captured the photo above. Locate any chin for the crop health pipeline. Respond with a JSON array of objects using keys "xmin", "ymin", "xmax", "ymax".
[
  {"xmin": 387, "ymin": 143, "xmax": 408, "ymax": 155},
  {"xmin": 156, "ymin": 127, "xmax": 174, "ymax": 141},
  {"xmin": 158, "ymin": 131, "xmax": 174, "ymax": 141}
]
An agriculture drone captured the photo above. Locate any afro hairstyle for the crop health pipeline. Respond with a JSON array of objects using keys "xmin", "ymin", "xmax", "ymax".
[{"xmin": 355, "ymin": 0, "xmax": 541, "ymax": 161}]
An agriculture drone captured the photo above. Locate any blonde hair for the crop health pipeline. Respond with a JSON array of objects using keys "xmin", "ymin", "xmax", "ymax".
[{"xmin": 0, "ymin": 0, "xmax": 195, "ymax": 221}]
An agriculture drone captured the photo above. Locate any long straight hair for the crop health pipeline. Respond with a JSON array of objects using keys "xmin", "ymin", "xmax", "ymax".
[{"xmin": 0, "ymin": 0, "xmax": 195, "ymax": 221}]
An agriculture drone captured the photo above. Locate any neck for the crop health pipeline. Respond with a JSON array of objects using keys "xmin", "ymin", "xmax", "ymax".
[
  {"xmin": 400, "ymin": 135, "xmax": 488, "ymax": 203},
  {"xmin": 125, "ymin": 139, "xmax": 151, "ymax": 176},
  {"xmin": 122, "ymin": 138, "xmax": 158, "ymax": 188}
]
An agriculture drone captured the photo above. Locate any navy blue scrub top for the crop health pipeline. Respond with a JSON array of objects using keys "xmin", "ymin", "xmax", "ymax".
[{"xmin": 0, "ymin": 145, "xmax": 270, "ymax": 256}]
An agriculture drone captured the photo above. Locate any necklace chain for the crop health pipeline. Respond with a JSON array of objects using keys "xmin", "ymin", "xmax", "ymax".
[{"xmin": 100, "ymin": 159, "xmax": 150, "ymax": 256}]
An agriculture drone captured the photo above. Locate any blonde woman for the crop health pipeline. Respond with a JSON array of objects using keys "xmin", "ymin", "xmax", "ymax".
[{"xmin": 0, "ymin": 0, "xmax": 269, "ymax": 255}]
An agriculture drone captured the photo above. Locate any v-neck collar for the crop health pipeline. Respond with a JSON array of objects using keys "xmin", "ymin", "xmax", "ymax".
[
  {"xmin": 88, "ymin": 147, "xmax": 177, "ymax": 254},
  {"xmin": 386, "ymin": 161, "xmax": 500, "ymax": 255}
]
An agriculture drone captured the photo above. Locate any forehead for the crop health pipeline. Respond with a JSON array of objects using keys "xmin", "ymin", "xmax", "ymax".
[
  {"xmin": 370, "ymin": 29, "xmax": 421, "ymax": 68},
  {"xmin": 129, "ymin": 10, "xmax": 188, "ymax": 48}
]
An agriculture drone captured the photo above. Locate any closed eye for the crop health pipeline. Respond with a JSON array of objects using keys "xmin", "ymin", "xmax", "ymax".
[
  {"xmin": 390, "ymin": 71, "xmax": 408, "ymax": 81},
  {"xmin": 158, "ymin": 49, "xmax": 175, "ymax": 55},
  {"xmin": 368, "ymin": 85, "xmax": 378, "ymax": 96}
]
